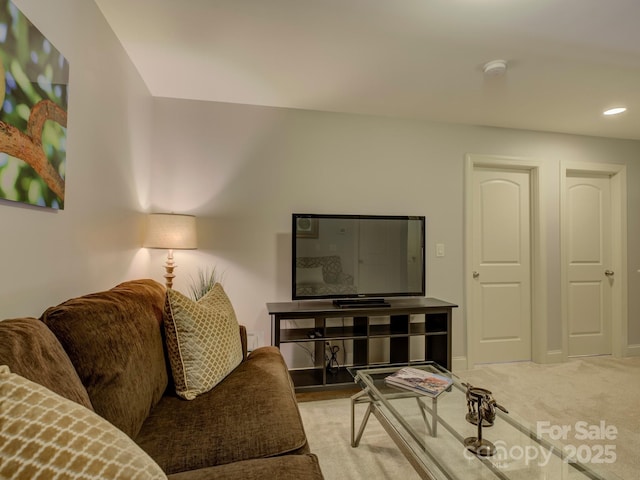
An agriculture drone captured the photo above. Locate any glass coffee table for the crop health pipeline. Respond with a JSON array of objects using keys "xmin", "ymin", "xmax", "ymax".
[{"xmin": 349, "ymin": 363, "xmax": 618, "ymax": 480}]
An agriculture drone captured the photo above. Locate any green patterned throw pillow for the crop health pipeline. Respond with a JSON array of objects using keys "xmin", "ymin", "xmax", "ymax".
[{"xmin": 164, "ymin": 283, "xmax": 243, "ymax": 400}]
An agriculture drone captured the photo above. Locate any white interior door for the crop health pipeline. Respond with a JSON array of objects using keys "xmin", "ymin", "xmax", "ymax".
[
  {"xmin": 566, "ymin": 174, "xmax": 613, "ymax": 356},
  {"xmin": 471, "ymin": 168, "xmax": 532, "ymax": 364}
]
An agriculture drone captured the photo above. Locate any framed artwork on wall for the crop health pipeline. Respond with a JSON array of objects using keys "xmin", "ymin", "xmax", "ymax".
[
  {"xmin": 295, "ymin": 217, "xmax": 319, "ymax": 238},
  {"xmin": 0, "ymin": 0, "xmax": 69, "ymax": 209}
]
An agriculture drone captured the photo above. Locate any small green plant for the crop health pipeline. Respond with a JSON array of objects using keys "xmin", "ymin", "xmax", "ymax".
[{"xmin": 188, "ymin": 266, "xmax": 223, "ymax": 300}]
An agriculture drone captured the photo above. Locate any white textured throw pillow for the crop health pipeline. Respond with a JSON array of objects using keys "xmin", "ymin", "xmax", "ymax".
[
  {"xmin": 164, "ymin": 284, "xmax": 243, "ymax": 400},
  {"xmin": 0, "ymin": 365, "xmax": 167, "ymax": 480}
]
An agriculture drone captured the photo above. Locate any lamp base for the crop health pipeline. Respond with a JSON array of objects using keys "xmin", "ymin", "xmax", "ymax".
[{"xmin": 163, "ymin": 249, "xmax": 177, "ymax": 289}]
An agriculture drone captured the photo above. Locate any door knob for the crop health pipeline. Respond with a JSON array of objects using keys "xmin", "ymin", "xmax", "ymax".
[
  {"xmin": 605, "ymin": 270, "xmax": 614, "ymax": 277},
  {"xmin": 473, "ymin": 271, "xmax": 480, "ymax": 279}
]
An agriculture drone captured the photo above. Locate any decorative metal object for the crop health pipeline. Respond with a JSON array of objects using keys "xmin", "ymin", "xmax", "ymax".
[
  {"xmin": 463, "ymin": 383, "xmax": 508, "ymax": 456},
  {"xmin": 465, "ymin": 385, "xmax": 493, "ymax": 427}
]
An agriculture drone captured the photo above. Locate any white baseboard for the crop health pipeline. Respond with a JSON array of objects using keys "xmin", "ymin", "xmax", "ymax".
[
  {"xmin": 450, "ymin": 347, "xmax": 639, "ymax": 369},
  {"xmin": 625, "ymin": 344, "xmax": 640, "ymax": 356},
  {"xmin": 543, "ymin": 350, "xmax": 564, "ymax": 363},
  {"xmin": 451, "ymin": 352, "xmax": 565, "ymax": 370},
  {"xmin": 451, "ymin": 356, "xmax": 468, "ymax": 372}
]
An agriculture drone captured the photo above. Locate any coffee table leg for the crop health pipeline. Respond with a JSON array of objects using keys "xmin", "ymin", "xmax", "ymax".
[
  {"xmin": 351, "ymin": 389, "xmax": 372, "ymax": 447},
  {"xmin": 431, "ymin": 397, "xmax": 437, "ymax": 437},
  {"xmin": 416, "ymin": 397, "xmax": 438, "ymax": 437}
]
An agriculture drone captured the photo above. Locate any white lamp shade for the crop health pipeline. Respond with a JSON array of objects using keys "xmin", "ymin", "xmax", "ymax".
[{"xmin": 144, "ymin": 214, "xmax": 197, "ymax": 250}]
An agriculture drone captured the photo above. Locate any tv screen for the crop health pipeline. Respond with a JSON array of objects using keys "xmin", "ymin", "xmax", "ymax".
[{"xmin": 292, "ymin": 214, "xmax": 425, "ymax": 304}]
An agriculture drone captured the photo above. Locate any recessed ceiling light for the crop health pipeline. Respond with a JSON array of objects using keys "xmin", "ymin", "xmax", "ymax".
[{"xmin": 603, "ymin": 107, "xmax": 627, "ymax": 116}]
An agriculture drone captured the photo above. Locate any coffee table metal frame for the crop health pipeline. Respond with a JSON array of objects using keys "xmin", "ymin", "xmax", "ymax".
[
  {"xmin": 352, "ymin": 387, "xmax": 439, "ymax": 446},
  {"xmin": 351, "ymin": 386, "xmax": 443, "ymax": 479},
  {"xmin": 349, "ymin": 362, "xmax": 613, "ymax": 480}
]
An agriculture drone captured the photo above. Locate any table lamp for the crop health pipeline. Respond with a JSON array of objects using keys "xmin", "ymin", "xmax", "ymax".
[{"xmin": 144, "ymin": 213, "xmax": 197, "ymax": 288}]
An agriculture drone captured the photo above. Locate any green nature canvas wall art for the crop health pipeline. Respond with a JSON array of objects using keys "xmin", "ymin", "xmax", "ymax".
[{"xmin": 0, "ymin": 0, "xmax": 68, "ymax": 209}]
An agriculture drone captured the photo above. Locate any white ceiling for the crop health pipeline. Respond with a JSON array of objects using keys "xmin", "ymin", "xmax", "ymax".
[{"xmin": 95, "ymin": 0, "xmax": 640, "ymax": 140}]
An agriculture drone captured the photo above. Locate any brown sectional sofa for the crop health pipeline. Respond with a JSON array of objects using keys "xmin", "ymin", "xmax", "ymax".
[{"xmin": 0, "ymin": 279, "xmax": 323, "ymax": 479}]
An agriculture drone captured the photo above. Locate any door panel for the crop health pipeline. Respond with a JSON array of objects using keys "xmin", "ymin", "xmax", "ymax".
[
  {"xmin": 472, "ymin": 169, "xmax": 532, "ymax": 363},
  {"xmin": 480, "ymin": 180, "xmax": 522, "ymax": 261},
  {"xmin": 566, "ymin": 175, "xmax": 612, "ymax": 356},
  {"xmin": 481, "ymin": 283, "xmax": 523, "ymax": 339},
  {"xmin": 569, "ymin": 282, "xmax": 602, "ymax": 333}
]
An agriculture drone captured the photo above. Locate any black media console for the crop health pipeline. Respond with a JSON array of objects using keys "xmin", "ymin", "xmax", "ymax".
[{"xmin": 267, "ymin": 298, "xmax": 457, "ymax": 391}]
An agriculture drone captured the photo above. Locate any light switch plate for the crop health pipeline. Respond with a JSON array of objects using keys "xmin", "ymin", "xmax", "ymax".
[{"xmin": 436, "ymin": 243, "xmax": 445, "ymax": 257}]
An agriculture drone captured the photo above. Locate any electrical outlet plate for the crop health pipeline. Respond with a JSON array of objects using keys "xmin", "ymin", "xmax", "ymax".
[{"xmin": 246, "ymin": 332, "xmax": 263, "ymax": 351}]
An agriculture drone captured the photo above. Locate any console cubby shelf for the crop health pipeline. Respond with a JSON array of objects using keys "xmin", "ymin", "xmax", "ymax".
[{"xmin": 267, "ymin": 298, "xmax": 457, "ymax": 391}]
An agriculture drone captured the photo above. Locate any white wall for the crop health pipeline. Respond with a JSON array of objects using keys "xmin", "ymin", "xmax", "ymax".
[
  {"xmin": 151, "ymin": 98, "xmax": 640, "ymax": 364},
  {"xmin": 0, "ymin": 0, "xmax": 153, "ymax": 318},
  {"xmin": 2, "ymin": 1, "xmax": 638, "ymax": 366}
]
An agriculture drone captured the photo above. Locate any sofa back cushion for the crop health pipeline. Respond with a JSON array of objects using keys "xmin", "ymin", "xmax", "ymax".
[
  {"xmin": 40, "ymin": 279, "xmax": 168, "ymax": 438},
  {"xmin": 0, "ymin": 317, "xmax": 93, "ymax": 410}
]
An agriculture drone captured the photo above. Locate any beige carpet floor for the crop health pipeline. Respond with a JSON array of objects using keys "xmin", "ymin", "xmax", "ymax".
[{"xmin": 298, "ymin": 356, "xmax": 640, "ymax": 480}]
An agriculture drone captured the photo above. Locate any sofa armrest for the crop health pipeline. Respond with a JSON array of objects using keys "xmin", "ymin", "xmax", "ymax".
[{"xmin": 239, "ymin": 325, "xmax": 248, "ymax": 360}]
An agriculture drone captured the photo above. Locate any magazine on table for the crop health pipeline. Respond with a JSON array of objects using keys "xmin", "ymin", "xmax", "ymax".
[{"xmin": 384, "ymin": 367, "xmax": 453, "ymax": 397}]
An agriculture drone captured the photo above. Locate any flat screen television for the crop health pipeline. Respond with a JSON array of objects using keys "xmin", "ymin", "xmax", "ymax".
[{"xmin": 292, "ymin": 214, "xmax": 426, "ymax": 307}]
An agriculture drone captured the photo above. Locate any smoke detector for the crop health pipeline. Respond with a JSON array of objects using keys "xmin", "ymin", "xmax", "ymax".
[{"xmin": 483, "ymin": 59, "xmax": 507, "ymax": 77}]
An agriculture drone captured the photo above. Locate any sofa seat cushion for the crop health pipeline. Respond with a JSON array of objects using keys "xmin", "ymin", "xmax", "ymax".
[
  {"xmin": 40, "ymin": 279, "xmax": 168, "ymax": 439},
  {"xmin": 136, "ymin": 347, "xmax": 309, "ymax": 475},
  {"xmin": 167, "ymin": 454, "xmax": 324, "ymax": 480},
  {"xmin": 0, "ymin": 317, "xmax": 93, "ymax": 410}
]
